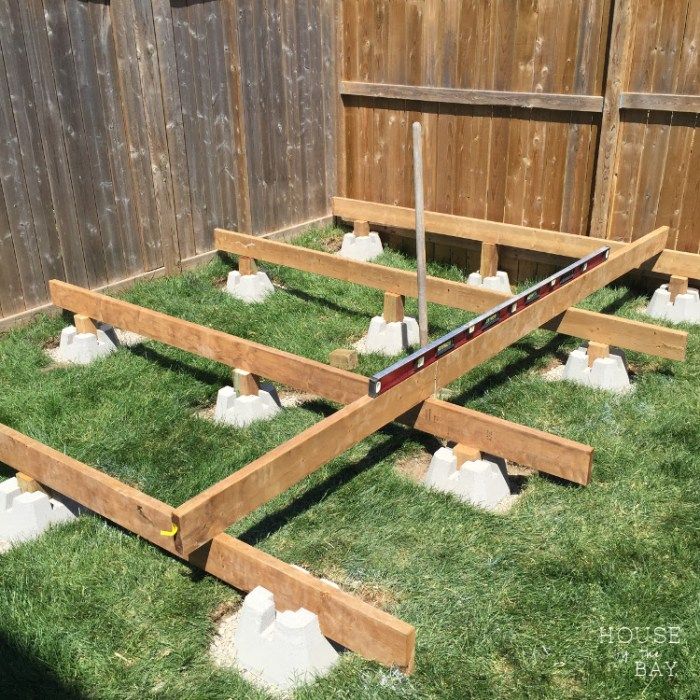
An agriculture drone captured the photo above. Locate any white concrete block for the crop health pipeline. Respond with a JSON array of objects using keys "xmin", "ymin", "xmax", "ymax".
[
  {"xmin": 358, "ymin": 315, "xmax": 420, "ymax": 356},
  {"xmin": 466, "ymin": 270, "xmax": 512, "ymax": 294},
  {"xmin": 233, "ymin": 586, "xmax": 339, "ymax": 692},
  {"xmin": 563, "ymin": 346, "xmax": 631, "ymax": 393},
  {"xmin": 214, "ymin": 385, "xmax": 281, "ymax": 428},
  {"xmin": 0, "ymin": 478, "xmax": 80, "ymax": 547},
  {"xmin": 424, "ymin": 447, "xmax": 510, "ymax": 511},
  {"xmin": 338, "ymin": 231, "xmax": 384, "ymax": 261},
  {"xmin": 646, "ymin": 285, "xmax": 700, "ymax": 324},
  {"xmin": 226, "ymin": 270, "xmax": 275, "ymax": 304},
  {"xmin": 57, "ymin": 324, "xmax": 119, "ymax": 365}
]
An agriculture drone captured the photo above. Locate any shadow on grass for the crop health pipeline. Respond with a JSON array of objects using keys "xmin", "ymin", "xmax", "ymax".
[{"xmin": 0, "ymin": 631, "xmax": 85, "ymax": 699}]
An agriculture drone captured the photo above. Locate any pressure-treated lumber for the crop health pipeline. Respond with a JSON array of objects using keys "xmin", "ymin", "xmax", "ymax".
[
  {"xmin": 0, "ymin": 423, "xmax": 415, "ymax": 671},
  {"xmin": 233, "ymin": 369, "xmax": 260, "ymax": 396},
  {"xmin": 668, "ymin": 276, "xmax": 688, "ymax": 303},
  {"xmin": 480, "ymin": 243, "xmax": 499, "ymax": 278},
  {"xmin": 454, "ymin": 444, "xmax": 480, "ymax": 467},
  {"xmin": 354, "ymin": 220, "xmax": 370, "ymax": 237},
  {"xmin": 332, "ymin": 197, "xmax": 700, "ymax": 281},
  {"xmin": 383, "ymin": 292, "xmax": 404, "ymax": 323},
  {"xmin": 587, "ymin": 342, "xmax": 610, "ymax": 367},
  {"xmin": 619, "ymin": 92, "xmax": 700, "ymax": 114},
  {"xmin": 49, "ymin": 281, "xmax": 594, "ymax": 484},
  {"xmin": 74, "ymin": 314, "xmax": 97, "ymax": 335},
  {"xmin": 238, "ymin": 256, "xmax": 257, "ymax": 276},
  {"xmin": 174, "ymin": 228, "xmax": 667, "ymax": 553},
  {"xmin": 339, "ymin": 80, "xmax": 605, "ymax": 113},
  {"xmin": 214, "ymin": 229, "xmax": 686, "ymax": 361}
]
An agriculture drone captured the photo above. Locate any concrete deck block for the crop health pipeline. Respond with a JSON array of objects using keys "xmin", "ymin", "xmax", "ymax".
[
  {"xmin": 214, "ymin": 384, "xmax": 281, "ymax": 428},
  {"xmin": 226, "ymin": 270, "xmax": 275, "ymax": 304},
  {"xmin": 563, "ymin": 346, "xmax": 631, "ymax": 393},
  {"xmin": 338, "ymin": 231, "xmax": 384, "ymax": 261},
  {"xmin": 466, "ymin": 270, "xmax": 512, "ymax": 294},
  {"xmin": 0, "ymin": 477, "xmax": 80, "ymax": 546},
  {"xmin": 646, "ymin": 285, "xmax": 700, "ymax": 324},
  {"xmin": 424, "ymin": 447, "xmax": 510, "ymax": 511},
  {"xmin": 57, "ymin": 323, "xmax": 119, "ymax": 365},
  {"xmin": 233, "ymin": 585, "xmax": 339, "ymax": 692},
  {"xmin": 359, "ymin": 315, "xmax": 420, "ymax": 356}
]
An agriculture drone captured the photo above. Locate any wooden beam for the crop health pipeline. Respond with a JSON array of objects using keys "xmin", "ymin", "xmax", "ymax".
[
  {"xmin": 238, "ymin": 257, "xmax": 257, "ymax": 276},
  {"xmin": 480, "ymin": 243, "xmax": 499, "ymax": 278},
  {"xmin": 233, "ymin": 369, "xmax": 260, "ymax": 396},
  {"xmin": 174, "ymin": 228, "xmax": 667, "ymax": 553},
  {"xmin": 383, "ymin": 292, "xmax": 404, "ymax": 322},
  {"xmin": 215, "ymin": 228, "xmax": 687, "ymax": 360},
  {"xmin": 332, "ymin": 197, "xmax": 700, "ymax": 280},
  {"xmin": 339, "ymin": 80, "xmax": 605, "ymax": 113},
  {"xmin": 454, "ymin": 444, "xmax": 480, "ymax": 467},
  {"xmin": 668, "ymin": 275, "xmax": 688, "ymax": 302},
  {"xmin": 587, "ymin": 342, "xmax": 610, "ymax": 367},
  {"xmin": 0, "ymin": 423, "xmax": 415, "ymax": 671},
  {"xmin": 74, "ymin": 314, "xmax": 98, "ymax": 335},
  {"xmin": 354, "ymin": 220, "xmax": 370, "ymax": 237},
  {"xmin": 46, "ymin": 280, "xmax": 594, "ymax": 484},
  {"xmin": 620, "ymin": 92, "xmax": 700, "ymax": 114},
  {"xmin": 590, "ymin": 0, "xmax": 633, "ymax": 238},
  {"xmin": 16, "ymin": 472, "xmax": 44, "ymax": 494}
]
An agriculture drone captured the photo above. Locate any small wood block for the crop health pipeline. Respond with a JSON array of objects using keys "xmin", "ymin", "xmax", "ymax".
[
  {"xmin": 668, "ymin": 275, "xmax": 688, "ymax": 302},
  {"xmin": 480, "ymin": 242, "xmax": 499, "ymax": 278},
  {"xmin": 329, "ymin": 348, "xmax": 358, "ymax": 370},
  {"xmin": 353, "ymin": 220, "xmax": 370, "ymax": 237},
  {"xmin": 233, "ymin": 369, "xmax": 260, "ymax": 396},
  {"xmin": 587, "ymin": 341, "xmax": 610, "ymax": 367},
  {"xmin": 16, "ymin": 472, "xmax": 44, "ymax": 494},
  {"xmin": 383, "ymin": 292, "xmax": 405, "ymax": 323},
  {"xmin": 454, "ymin": 444, "xmax": 481, "ymax": 468},
  {"xmin": 239, "ymin": 256, "xmax": 258, "ymax": 276},
  {"xmin": 74, "ymin": 314, "xmax": 98, "ymax": 335}
]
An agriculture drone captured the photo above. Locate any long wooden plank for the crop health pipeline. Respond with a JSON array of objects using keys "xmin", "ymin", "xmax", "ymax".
[
  {"xmin": 0, "ymin": 423, "xmax": 414, "ymax": 670},
  {"xmin": 332, "ymin": 196, "xmax": 700, "ymax": 280},
  {"xmin": 619, "ymin": 92, "xmax": 700, "ymax": 113},
  {"xmin": 214, "ymin": 229, "xmax": 686, "ymax": 360},
  {"xmin": 339, "ymin": 80, "xmax": 605, "ymax": 112},
  {"xmin": 174, "ymin": 228, "xmax": 668, "ymax": 553},
  {"xmin": 47, "ymin": 280, "xmax": 593, "ymax": 484}
]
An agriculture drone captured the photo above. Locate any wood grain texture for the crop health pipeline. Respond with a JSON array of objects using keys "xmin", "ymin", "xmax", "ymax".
[
  {"xmin": 0, "ymin": 423, "xmax": 415, "ymax": 671},
  {"xmin": 48, "ymin": 280, "xmax": 596, "ymax": 486}
]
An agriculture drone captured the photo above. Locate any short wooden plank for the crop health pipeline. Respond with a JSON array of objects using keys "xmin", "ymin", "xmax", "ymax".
[
  {"xmin": 339, "ymin": 80, "xmax": 605, "ymax": 112},
  {"xmin": 669, "ymin": 275, "xmax": 688, "ymax": 302},
  {"xmin": 48, "ymin": 280, "xmax": 595, "ymax": 485},
  {"xmin": 587, "ymin": 341, "xmax": 610, "ymax": 366},
  {"xmin": 332, "ymin": 197, "xmax": 700, "ymax": 280},
  {"xmin": 0, "ymin": 423, "xmax": 414, "ymax": 671},
  {"xmin": 215, "ymin": 228, "xmax": 687, "ymax": 360},
  {"xmin": 480, "ymin": 243, "xmax": 499, "ymax": 278},
  {"xmin": 175, "ymin": 228, "xmax": 667, "ymax": 552},
  {"xmin": 383, "ymin": 292, "xmax": 404, "ymax": 322},
  {"xmin": 620, "ymin": 92, "xmax": 700, "ymax": 113}
]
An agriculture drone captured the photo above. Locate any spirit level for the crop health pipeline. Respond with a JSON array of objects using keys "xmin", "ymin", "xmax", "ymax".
[{"xmin": 368, "ymin": 246, "xmax": 610, "ymax": 397}]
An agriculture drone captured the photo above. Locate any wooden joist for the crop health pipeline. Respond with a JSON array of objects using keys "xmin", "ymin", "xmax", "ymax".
[
  {"xmin": 0, "ymin": 423, "xmax": 415, "ymax": 671},
  {"xmin": 332, "ymin": 197, "xmax": 700, "ymax": 281},
  {"xmin": 173, "ymin": 228, "xmax": 668, "ymax": 553},
  {"xmin": 48, "ymin": 280, "xmax": 594, "ymax": 484},
  {"xmin": 214, "ymin": 229, "xmax": 686, "ymax": 360}
]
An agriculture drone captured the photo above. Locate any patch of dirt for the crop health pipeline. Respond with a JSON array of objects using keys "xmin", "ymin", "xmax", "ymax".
[
  {"xmin": 395, "ymin": 451, "xmax": 433, "ymax": 484},
  {"xmin": 320, "ymin": 234, "xmax": 344, "ymax": 253},
  {"xmin": 211, "ymin": 599, "xmax": 241, "ymax": 624}
]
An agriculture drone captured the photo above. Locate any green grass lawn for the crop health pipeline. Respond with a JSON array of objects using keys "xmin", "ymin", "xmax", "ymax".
[{"xmin": 0, "ymin": 226, "xmax": 698, "ymax": 699}]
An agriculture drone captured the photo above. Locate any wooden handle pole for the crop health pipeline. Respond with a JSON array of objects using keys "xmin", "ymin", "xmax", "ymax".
[{"xmin": 412, "ymin": 121, "xmax": 429, "ymax": 346}]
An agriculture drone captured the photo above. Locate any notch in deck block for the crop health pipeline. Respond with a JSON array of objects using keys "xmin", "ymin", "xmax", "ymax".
[
  {"xmin": 234, "ymin": 369, "xmax": 261, "ymax": 396},
  {"xmin": 239, "ymin": 256, "xmax": 258, "ymax": 276},
  {"xmin": 586, "ymin": 341, "xmax": 610, "ymax": 367},
  {"xmin": 383, "ymin": 292, "xmax": 405, "ymax": 323},
  {"xmin": 454, "ymin": 444, "xmax": 481, "ymax": 468},
  {"xmin": 669, "ymin": 275, "xmax": 689, "ymax": 302},
  {"xmin": 74, "ymin": 314, "xmax": 98, "ymax": 335},
  {"xmin": 354, "ymin": 220, "xmax": 370, "ymax": 237},
  {"xmin": 480, "ymin": 242, "xmax": 499, "ymax": 279}
]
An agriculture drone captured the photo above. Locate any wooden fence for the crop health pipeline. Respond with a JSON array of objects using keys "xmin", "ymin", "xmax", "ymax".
[
  {"xmin": 337, "ymin": 0, "xmax": 700, "ymax": 280},
  {"xmin": 1, "ymin": 1, "xmax": 699, "ymax": 327},
  {"xmin": 0, "ymin": 0, "xmax": 335, "ymax": 327}
]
